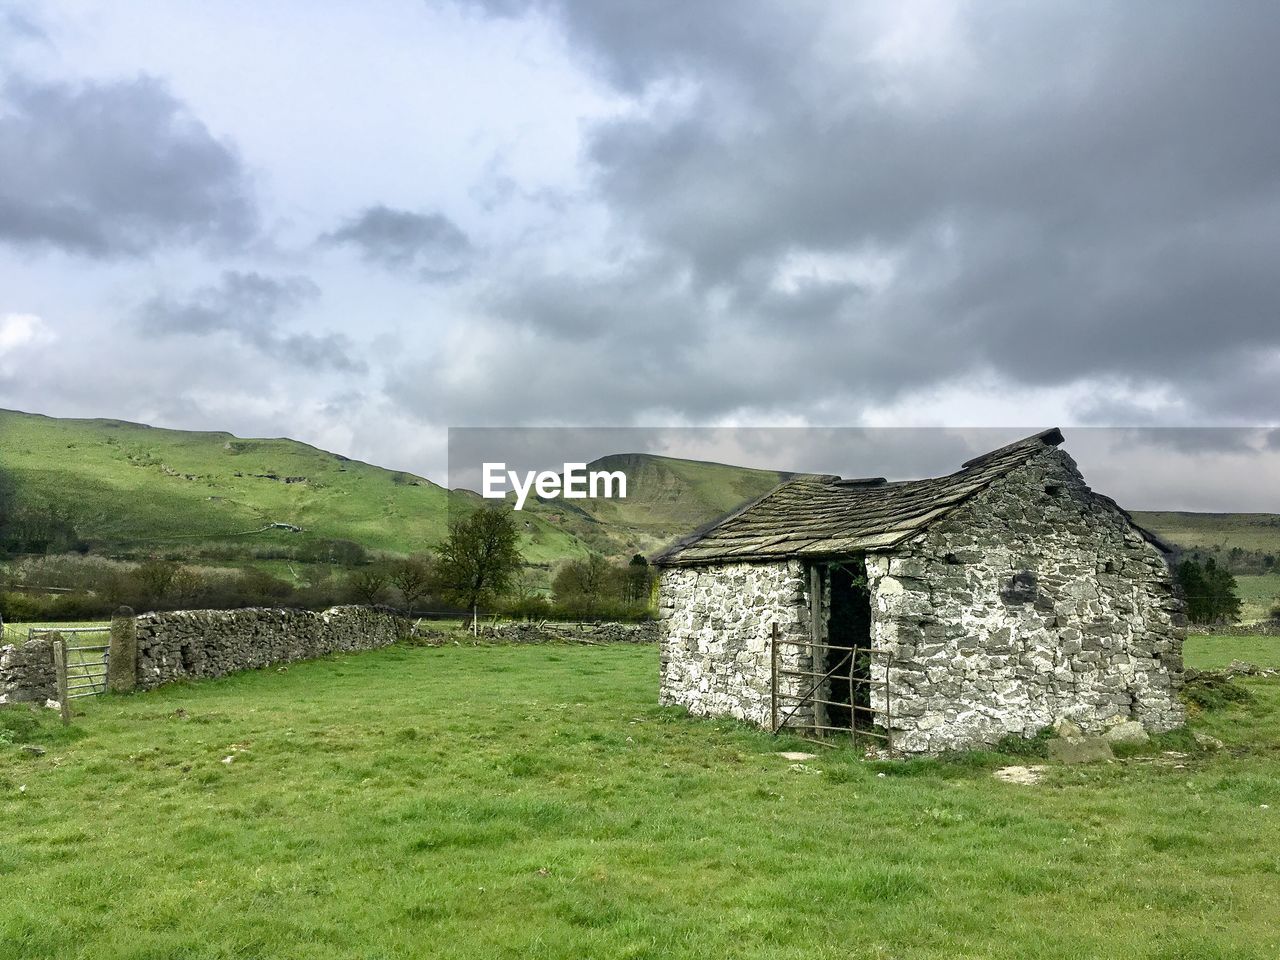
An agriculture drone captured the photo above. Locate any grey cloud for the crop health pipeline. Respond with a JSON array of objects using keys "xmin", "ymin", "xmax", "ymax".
[
  {"xmin": 321, "ymin": 205, "xmax": 472, "ymax": 281},
  {"xmin": 0, "ymin": 76, "xmax": 257, "ymax": 257},
  {"xmin": 138, "ymin": 272, "xmax": 365, "ymax": 372},
  {"xmin": 482, "ymin": 255, "xmax": 707, "ymax": 341},
  {"xmin": 2, "ymin": 9, "xmax": 48, "ymax": 43},
  {"xmin": 449, "ymin": 1, "xmax": 1280, "ymax": 426},
  {"xmin": 462, "ymin": 0, "xmax": 809, "ymax": 95},
  {"xmin": 1099, "ymin": 428, "xmax": 1270, "ymax": 457}
]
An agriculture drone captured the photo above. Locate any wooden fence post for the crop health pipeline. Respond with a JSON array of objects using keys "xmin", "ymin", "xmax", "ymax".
[{"xmin": 770, "ymin": 622, "xmax": 780, "ymax": 734}]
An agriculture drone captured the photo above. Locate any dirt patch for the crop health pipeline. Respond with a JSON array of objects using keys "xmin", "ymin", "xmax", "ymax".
[{"xmin": 993, "ymin": 765, "xmax": 1047, "ymax": 785}]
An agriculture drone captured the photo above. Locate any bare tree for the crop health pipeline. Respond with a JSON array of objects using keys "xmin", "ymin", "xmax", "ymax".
[
  {"xmin": 346, "ymin": 564, "xmax": 391, "ymax": 606},
  {"xmin": 388, "ymin": 554, "xmax": 433, "ymax": 612}
]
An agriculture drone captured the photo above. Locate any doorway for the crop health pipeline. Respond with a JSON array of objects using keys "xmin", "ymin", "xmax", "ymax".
[{"xmin": 823, "ymin": 560, "xmax": 874, "ymax": 730}]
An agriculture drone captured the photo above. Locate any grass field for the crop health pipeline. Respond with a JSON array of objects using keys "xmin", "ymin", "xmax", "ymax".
[
  {"xmin": 1, "ymin": 621, "xmax": 107, "ymax": 642},
  {"xmin": 2, "ymin": 636, "xmax": 1278, "ymax": 959},
  {"xmin": 1236, "ymin": 573, "xmax": 1280, "ymax": 623},
  {"xmin": 1133, "ymin": 511, "xmax": 1280, "ymax": 555},
  {"xmin": 1183, "ymin": 633, "xmax": 1280, "ymax": 670}
]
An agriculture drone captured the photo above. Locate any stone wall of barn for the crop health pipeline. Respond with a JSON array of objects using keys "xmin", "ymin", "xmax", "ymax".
[
  {"xmin": 867, "ymin": 447, "xmax": 1186, "ymax": 754},
  {"xmin": 132, "ymin": 606, "xmax": 405, "ymax": 690},
  {"xmin": 658, "ymin": 560, "xmax": 814, "ymax": 725}
]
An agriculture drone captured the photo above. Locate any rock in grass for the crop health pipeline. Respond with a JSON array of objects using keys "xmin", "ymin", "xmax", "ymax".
[
  {"xmin": 1193, "ymin": 732, "xmax": 1225, "ymax": 750},
  {"xmin": 1103, "ymin": 721, "xmax": 1149, "ymax": 745},
  {"xmin": 1052, "ymin": 718, "xmax": 1083, "ymax": 738},
  {"xmin": 1047, "ymin": 736, "xmax": 1114, "ymax": 764},
  {"xmin": 1226, "ymin": 660, "xmax": 1260, "ymax": 676}
]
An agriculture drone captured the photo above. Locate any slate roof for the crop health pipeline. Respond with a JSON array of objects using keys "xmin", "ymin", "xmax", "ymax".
[{"xmin": 652, "ymin": 428, "xmax": 1067, "ymax": 566}]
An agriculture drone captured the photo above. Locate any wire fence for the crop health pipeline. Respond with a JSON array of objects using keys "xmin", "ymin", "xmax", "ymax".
[{"xmin": 1, "ymin": 620, "xmax": 110, "ymax": 646}]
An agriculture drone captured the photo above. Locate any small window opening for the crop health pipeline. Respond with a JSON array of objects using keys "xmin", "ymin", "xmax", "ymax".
[
  {"xmin": 1044, "ymin": 484, "xmax": 1063, "ymax": 497},
  {"xmin": 943, "ymin": 552, "xmax": 962, "ymax": 565},
  {"xmin": 1001, "ymin": 570, "xmax": 1038, "ymax": 604}
]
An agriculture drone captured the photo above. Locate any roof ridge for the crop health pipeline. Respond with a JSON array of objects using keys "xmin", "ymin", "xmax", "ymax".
[{"xmin": 959, "ymin": 427, "xmax": 1064, "ymax": 469}]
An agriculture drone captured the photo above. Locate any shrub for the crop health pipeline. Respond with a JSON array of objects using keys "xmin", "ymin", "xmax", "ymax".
[
  {"xmin": 993, "ymin": 728, "xmax": 1053, "ymax": 759},
  {"xmin": 1183, "ymin": 672, "xmax": 1252, "ymax": 711},
  {"xmin": 345, "ymin": 564, "xmax": 392, "ymax": 606},
  {"xmin": 500, "ymin": 595, "xmax": 554, "ymax": 621}
]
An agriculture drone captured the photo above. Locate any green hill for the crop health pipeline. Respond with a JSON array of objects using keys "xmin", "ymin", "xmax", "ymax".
[
  {"xmin": 0, "ymin": 409, "xmax": 585, "ymax": 568},
  {"xmin": 1132, "ymin": 511, "xmax": 1280, "ymax": 623}
]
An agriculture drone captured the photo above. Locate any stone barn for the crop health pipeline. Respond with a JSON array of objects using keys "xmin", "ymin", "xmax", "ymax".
[{"xmin": 652, "ymin": 429, "xmax": 1186, "ymax": 754}]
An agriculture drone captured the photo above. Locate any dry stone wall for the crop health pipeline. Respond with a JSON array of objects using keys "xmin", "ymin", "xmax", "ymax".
[
  {"xmin": 658, "ymin": 559, "xmax": 813, "ymax": 725},
  {"xmin": 0, "ymin": 638, "xmax": 56, "ymax": 704},
  {"xmin": 475, "ymin": 621, "xmax": 658, "ymax": 645},
  {"xmin": 868, "ymin": 447, "xmax": 1186, "ymax": 754},
  {"xmin": 134, "ymin": 606, "xmax": 405, "ymax": 689}
]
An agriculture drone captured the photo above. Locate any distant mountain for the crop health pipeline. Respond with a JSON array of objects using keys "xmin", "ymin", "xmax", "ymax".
[{"xmin": 519, "ymin": 452, "xmax": 793, "ymax": 559}]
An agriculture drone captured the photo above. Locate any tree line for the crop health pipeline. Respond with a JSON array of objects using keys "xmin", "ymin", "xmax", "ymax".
[
  {"xmin": 1, "ymin": 500, "xmax": 656, "ymax": 623},
  {"xmin": 1176, "ymin": 556, "xmax": 1243, "ymax": 625}
]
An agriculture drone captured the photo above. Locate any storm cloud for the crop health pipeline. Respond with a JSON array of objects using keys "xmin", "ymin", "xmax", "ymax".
[
  {"xmin": 0, "ymin": 75, "xmax": 257, "ymax": 257},
  {"xmin": 443, "ymin": 0, "xmax": 1280, "ymax": 426}
]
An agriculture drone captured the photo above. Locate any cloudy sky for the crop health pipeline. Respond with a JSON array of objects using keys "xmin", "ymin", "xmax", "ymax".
[{"xmin": 1, "ymin": 1, "xmax": 1278, "ymax": 495}]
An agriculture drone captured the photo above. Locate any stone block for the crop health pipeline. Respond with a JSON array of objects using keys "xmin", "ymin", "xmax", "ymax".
[
  {"xmin": 1048, "ymin": 736, "xmax": 1114, "ymax": 764},
  {"xmin": 1103, "ymin": 721, "xmax": 1148, "ymax": 745}
]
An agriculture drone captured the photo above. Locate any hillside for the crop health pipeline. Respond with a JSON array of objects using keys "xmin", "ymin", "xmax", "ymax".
[
  {"xmin": 3, "ymin": 410, "xmax": 1277, "ymax": 616},
  {"xmin": 521, "ymin": 453, "xmax": 792, "ymax": 558},
  {"xmin": 0, "ymin": 409, "xmax": 585, "ymax": 568},
  {"xmin": 0, "ymin": 410, "xmax": 792, "ymax": 570},
  {"xmin": 1130, "ymin": 511, "xmax": 1280, "ymax": 558}
]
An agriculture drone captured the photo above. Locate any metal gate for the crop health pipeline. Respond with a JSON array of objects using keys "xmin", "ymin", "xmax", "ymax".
[
  {"xmin": 768, "ymin": 588, "xmax": 895, "ymax": 755},
  {"xmin": 31, "ymin": 626, "xmax": 111, "ymax": 720}
]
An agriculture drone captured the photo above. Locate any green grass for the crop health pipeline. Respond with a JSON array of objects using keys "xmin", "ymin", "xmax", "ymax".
[
  {"xmin": 1184, "ymin": 633, "xmax": 1280, "ymax": 670},
  {"xmin": 2, "ymin": 636, "xmax": 1279, "ymax": 959},
  {"xmin": 1, "ymin": 621, "xmax": 108, "ymax": 646}
]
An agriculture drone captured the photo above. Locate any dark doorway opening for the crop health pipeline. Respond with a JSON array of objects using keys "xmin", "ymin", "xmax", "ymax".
[{"xmin": 824, "ymin": 560, "xmax": 874, "ymax": 730}]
